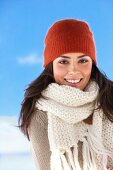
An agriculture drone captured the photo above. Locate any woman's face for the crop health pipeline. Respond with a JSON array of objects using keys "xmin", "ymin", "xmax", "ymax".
[{"xmin": 53, "ymin": 52, "xmax": 93, "ymax": 90}]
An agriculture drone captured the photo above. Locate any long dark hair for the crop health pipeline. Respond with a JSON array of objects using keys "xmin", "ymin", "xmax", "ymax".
[{"xmin": 18, "ymin": 62, "xmax": 113, "ymax": 138}]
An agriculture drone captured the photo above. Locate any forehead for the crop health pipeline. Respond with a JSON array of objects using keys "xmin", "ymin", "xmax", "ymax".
[{"xmin": 54, "ymin": 52, "xmax": 92, "ymax": 60}]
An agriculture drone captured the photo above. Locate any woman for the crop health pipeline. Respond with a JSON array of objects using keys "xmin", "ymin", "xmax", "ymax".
[{"xmin": 19, "ymin": 19, "xmax": 113, "ymax": 170}]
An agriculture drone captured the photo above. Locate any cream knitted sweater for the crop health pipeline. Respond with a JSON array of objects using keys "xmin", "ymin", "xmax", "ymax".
[{"xmin": 28, "ymin": 83, "xmax": 113, "ymax": 170}]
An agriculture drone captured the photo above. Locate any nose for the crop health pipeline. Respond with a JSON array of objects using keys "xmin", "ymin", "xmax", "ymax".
[{"xmin": 68, "ymin": 62, "xmax": 79, "ymax": 73}]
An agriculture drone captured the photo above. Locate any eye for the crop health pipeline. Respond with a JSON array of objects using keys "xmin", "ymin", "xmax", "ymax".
[
  {"xmin": 79, "ymin": 59, "xmax": 88, "ymax": 64},
  {"xmin": 58, "ymin": 60, "xmax": 69, "ymax": 64}
]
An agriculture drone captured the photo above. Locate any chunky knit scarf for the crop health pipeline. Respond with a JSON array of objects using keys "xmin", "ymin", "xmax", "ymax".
[{"xmin": 36, "ymin": 81, "xmax": 113, "ymax": 170}]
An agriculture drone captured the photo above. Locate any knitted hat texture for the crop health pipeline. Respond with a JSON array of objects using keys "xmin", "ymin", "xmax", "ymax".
[{"xmin": 43, "ymin": 19, "xmax": 96, "ymax": 67}]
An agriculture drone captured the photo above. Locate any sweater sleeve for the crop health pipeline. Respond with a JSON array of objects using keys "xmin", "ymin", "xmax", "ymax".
[{"xmin": 28, "ymin": 110, "xmax": 51, "ymax": 170}]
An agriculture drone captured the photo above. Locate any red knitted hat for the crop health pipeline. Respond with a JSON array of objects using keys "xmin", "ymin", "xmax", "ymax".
[{"xmin": 43, "ymin": 19, "xmax": 96, "ymax": 67}]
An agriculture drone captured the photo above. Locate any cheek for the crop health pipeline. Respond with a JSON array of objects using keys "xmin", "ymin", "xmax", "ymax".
[
  {"xmin": 82, "ymin": 64, "xmax": 92, "ymax": 78},
  {"xmin": 53, "ymin": 64, "xmax": 66, "ymax": 81},
  {"xmin": 82, "ymin": 63, "xmax": 92, "ymax": 79}
]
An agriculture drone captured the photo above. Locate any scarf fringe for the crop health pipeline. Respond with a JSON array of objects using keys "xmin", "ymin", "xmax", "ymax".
[
  {"xmin": 82, "ymin": 126, "xmax": 113, "ymax": 170},
  {"xmin": 50, "ymin": 148, "xmax": 80, "ymax": 170},
  {"xmin": 50, "ymin": 130, "xmax": 113, "ymax": 170},
  {"xmin": 50, "ymin": 150, "xmax": 63, "ymax": 170},
  {"xmin": 82, "ymin": 138, "xmax": 97, "ymax": 170}
]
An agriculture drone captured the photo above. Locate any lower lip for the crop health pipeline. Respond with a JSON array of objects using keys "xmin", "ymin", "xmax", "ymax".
[{"xmin": 65, "ymin": 79, "xmax": 82, "ymax": 88}]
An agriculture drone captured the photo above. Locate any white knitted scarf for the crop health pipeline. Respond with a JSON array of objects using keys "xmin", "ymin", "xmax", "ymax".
[{"xmin": 36, "ymin": 81, "xmax": 113, "ymax": 170}]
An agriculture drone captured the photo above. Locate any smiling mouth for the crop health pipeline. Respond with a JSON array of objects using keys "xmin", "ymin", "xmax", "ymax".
[{"xmin": 64, "ymin": 78, "xmax": 82, "ymax": 84}]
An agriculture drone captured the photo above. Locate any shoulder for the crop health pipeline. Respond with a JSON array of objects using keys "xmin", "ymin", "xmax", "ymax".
[
  {"xmin": 30, "ymin": 109, "xmax": 48, "ymax": 130},
  {"xmin": 28, "ymin": 109, "xmax": 48, "ymax": 141}
]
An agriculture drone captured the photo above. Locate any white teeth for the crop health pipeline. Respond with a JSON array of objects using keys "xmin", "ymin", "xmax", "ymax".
[{"xmin": 66, "ymin": 79, "xmax": 81, "ymax": 83}]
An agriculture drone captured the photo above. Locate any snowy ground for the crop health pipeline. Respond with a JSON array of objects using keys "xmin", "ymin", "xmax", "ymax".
[
  {"xmin": 0, "ymin": 116, "xmax": 30, "ymax": 154},
  {"xmin": 0, "ymin": 116, "xmax": 36, "ymax": 170}
]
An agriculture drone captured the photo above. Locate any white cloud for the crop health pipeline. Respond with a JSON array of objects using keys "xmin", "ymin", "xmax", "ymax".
[
  {"xmin": 17, "ymin": 54, "xmax": 43, "ymax": 65},
  {"xmin": 0, "ymin": 116, "xmax": 30, "ymax": 154}
]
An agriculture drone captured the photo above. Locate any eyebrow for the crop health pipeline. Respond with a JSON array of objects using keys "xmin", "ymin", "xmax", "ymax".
[{"xmin": 60, "ymin": 54, "xmax": 88, "ymax": 59}]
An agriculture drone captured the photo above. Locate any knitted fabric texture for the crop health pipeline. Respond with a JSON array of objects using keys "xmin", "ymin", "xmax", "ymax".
[
  {"xmin": 36, "ymin": 81, "xmax": 113, "ymax": 170},
  {"xmin": 43, "ymin": 19, "xmax": 96, "ymax": 67}
]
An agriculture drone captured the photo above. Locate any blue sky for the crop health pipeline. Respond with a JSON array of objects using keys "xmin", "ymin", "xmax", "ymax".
[{"xmin": 0, "ymin": 0, "xmax": 113, "ymax": 116}]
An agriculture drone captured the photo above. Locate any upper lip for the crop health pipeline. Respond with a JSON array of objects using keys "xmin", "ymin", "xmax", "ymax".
[{"xmin": 64, "ymin": 78, "xmax": 82, "ymax": 83}]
